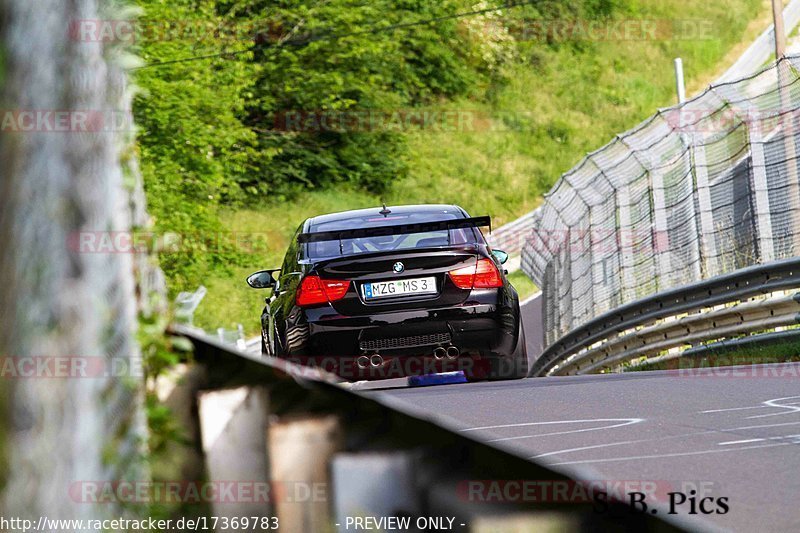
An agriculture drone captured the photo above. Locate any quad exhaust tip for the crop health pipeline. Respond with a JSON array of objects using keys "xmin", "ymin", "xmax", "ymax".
[
  {"xmin": 433, "ymin": 347, "xmax": 447, "ymax": 359},
  {"xmin": 370, "ymin": 354, "xmax": 384, "ymax": 367},
  {"xmin": 356, "ymin": 355, "xmax": 370, "ymax": 369},
  {"xmin": 446, "ymin": 346, "xmax": 460, "ymax": 359}
]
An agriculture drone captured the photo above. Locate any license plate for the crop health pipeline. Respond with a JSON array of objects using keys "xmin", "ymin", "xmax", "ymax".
[{"xmin": 362, "ymin": 277, "xmax": 437, "ymax": 300}]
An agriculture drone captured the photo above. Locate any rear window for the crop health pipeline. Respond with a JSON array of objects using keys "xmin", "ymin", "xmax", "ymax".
[{"xmin": 305, "ymin": 212, "xmax": 482, "ymax": 259}]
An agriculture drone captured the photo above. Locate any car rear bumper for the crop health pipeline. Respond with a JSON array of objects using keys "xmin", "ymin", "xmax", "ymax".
[
  {"xmin": 286, "ymin": 299, "xmax": 518, "ymax": 359},
  {"xmin": 285, "ymin": 352, "xmax": 495, "ymax": 381}
]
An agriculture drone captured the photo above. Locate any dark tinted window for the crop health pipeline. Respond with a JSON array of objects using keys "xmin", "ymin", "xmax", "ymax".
[
  {"xmin": 305, "ymin": 212, "xmax": 481, "ymax": 259},
  {"xmin": 281, "ymin": 223, "xmax": 304, "ymax": 272}
]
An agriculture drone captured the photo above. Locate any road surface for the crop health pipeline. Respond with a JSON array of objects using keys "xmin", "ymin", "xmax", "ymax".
[{"xmin": 373, "ymin": 363, "xmax": 800, "ymax": 532}]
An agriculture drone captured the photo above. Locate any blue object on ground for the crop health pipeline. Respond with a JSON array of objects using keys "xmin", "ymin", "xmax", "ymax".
[{"xmin": 408, "ymin": 371, "xmax": 467, "ymax": 387}]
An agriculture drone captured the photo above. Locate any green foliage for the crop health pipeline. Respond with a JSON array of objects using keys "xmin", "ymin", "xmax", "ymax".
[
  {"xmin": 138, "ymin": 308, "xmax": 198, "ymax": 519},
  {"xmin": 138, "ymin": 309, "xmax": 193, "ymax": 386},
  {"xmin": 232, "ymin": 0, "xmax": 516, "ymax": 198},
  {"xmin": 193, "ymin": 0, "xmax": 762, "ymax": 334},
  {"xmin": 135, "ymin": 0, "xmax": 261, "ymax": 290},
  {"xmin": 134, "ymin": 0, "xmax": 763, "ymax": 326},
  {"xmin": 135, "ymin": 0, "xmax": 520, "ymax": 290}
]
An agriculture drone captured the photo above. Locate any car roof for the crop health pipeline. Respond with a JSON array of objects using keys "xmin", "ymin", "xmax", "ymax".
[{"xmin": 305, "ymin": 204, "xmax": 467, "ymax": 232}]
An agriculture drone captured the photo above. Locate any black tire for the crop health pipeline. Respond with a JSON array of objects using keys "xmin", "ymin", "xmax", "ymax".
[{"xmin": 489, "ymin": 321, "xmax": 529, "ymax": 380}]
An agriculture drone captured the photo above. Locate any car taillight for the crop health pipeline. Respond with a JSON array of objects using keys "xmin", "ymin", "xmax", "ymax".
[
  {"xmin": 448, "ymin": 258, "xmax": 502, "ymax": 289},
  {"xmin": 321, "ymin": 279, "xmax": 350, "ymax": 300},
  {"xmin": 448, "ymin": 263, "xmax": 477, "ymax": 289},
  {"xmin": 473, "ymin": 258, "xmax": 503, "ymax": 288},
  {"xmin": 296, "ymin": 275, "xmax": 350, "ymax": 307}
]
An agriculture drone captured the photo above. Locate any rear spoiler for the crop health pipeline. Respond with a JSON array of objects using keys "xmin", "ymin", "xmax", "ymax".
[{"xmin": 297, "ymin": 216, "xmax": 492, "ymax": 244}]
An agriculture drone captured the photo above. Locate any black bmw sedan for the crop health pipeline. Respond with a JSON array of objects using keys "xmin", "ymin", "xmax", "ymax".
[{"xmin": 247, "ymin": 204, "xmax": 528, "ymax": 381}]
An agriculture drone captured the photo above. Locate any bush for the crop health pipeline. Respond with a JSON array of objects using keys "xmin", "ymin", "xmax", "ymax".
[{"xmin": 134, "ymin": 0, "xmax": 519, "ymax": 290}]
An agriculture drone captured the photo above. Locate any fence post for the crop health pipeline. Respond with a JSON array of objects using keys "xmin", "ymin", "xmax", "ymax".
[
  {"xmin": 560, "ymin": 176, "xmax": 600, "ymax": 328},
  {"xmin": 748, "ymin": 120, "xmax": 776, "ymax": 262},
  {"xmin": 198, "ymin": 387, "xmax": 273, "ymax": 520},
  {"xmin": 777, "ymin": 59, "xmax": 800, "ymax": 255},
  {"xmin": 690, "ymin": 135, "xmax": 719, "ymax": 276},
  {"xmin": 616, "ymin": 186, "xmax": 637, "ymax": 303},
  {"xmin": 649, "ymin": 163, "xmax": 673, "ymax": 288},
  {"xmin": 684, "ymin": 149, "xmax": 704, "ymax": 282},
  {"xmin": 619, "ymin": 136, "xmax": 672, "ymax": 289}
]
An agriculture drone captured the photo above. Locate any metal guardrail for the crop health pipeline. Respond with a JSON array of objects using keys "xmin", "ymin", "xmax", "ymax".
[
  {"xmin": 530, "ymin": 257, "xmax": 800, "ymax": 377},
  {"xmin": 171, "ymin": 325, "xmax": 684, "ymax": 532},
  {"xmin": 679, "ymin": 327, "xmax": 800, "ymax": 358},
  {"xmin": 551, "ymin": 291, "xmax": 800, "ymax": 375}
]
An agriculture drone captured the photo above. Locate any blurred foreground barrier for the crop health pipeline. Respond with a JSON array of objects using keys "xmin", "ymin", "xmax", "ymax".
[
  {"xmin": 171, "ymin": 325, "xmax": 686, "ymax": 532},
  {"xmin": 0, "ymin": 0, "xmax": 151, "ymax": 521}
]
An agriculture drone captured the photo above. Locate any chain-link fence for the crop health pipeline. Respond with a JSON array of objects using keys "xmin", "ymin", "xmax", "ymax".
[
  {"xmin": 522, "ymin": 55, "xmax": 800, "ymax": 348},
  {"xmin": 489, "ymin": 3, "xmax": 800, "ymax": 259}
]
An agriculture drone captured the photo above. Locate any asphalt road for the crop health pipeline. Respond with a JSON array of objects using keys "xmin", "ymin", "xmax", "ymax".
[
  {"xmin": 373, "ymin": 363, "xmax": 800, "ymax": 532},
  {"xmin": 520, "ymin": 292, "xmax": 543, "ymax": 363}
]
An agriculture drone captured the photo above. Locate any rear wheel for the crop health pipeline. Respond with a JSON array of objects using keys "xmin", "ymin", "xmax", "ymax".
[{"xmin": 488, "ymin": 321, "xmax": 528, "ymax": 380}]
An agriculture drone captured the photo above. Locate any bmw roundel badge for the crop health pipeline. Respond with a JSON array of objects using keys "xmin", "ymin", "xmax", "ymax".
[{"xmin": 393, "ymin": 261, "xmax": 405, "ymax": 274}]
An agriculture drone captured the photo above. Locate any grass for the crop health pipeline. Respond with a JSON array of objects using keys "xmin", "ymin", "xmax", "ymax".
[
  {"xmin": 628, "ymin": 335, "xmax": 800, "ymax": 372},
  {"xmin": 507, "ymin": 270, "xmax": 538, "ymax": 300},
  {"xmin": 194, "ymin": 0, "xmax": 768, "ymax": 334}
]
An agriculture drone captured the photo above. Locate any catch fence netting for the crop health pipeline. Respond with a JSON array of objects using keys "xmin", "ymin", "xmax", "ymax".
[{"xmin": 522, "ymin": 56, "xmax": 800, "ymax": 348}]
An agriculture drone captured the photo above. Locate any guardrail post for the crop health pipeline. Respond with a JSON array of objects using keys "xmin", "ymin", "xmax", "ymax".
[
  {"xmin": 268, "ymin": 415, "xmax": 344, "ymax": 532},
  {"xmin": 331, "ymin": 452, "xmax": 421, "ymax": 532},
  {"xmin": 198, "ymin": 387, "xmax": 273, "ymax": 519}
]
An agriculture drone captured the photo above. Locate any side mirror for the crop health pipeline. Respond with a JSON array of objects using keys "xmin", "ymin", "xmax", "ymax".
[
  {"xmin": 491, "ymin": 249, "xmax": 509, "ymax": 265},
  {"xmin": 247, "ymin": 269, "xmax": 279, "ymax": 289}
]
